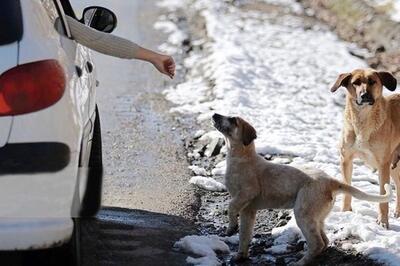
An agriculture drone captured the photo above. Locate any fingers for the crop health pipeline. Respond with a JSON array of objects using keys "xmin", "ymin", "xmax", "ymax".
[{"xmin": 163, "ymin": 56, "xmax": 176, "ymax": 79}]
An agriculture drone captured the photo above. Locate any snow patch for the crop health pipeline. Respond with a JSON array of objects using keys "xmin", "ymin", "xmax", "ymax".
[
  {"xmin": 174, "ymin": 235, "xmax": 230, "ymax": 266},
  {"xmin": 211, "ymin": 160, "xmax": 226, "ymax": 176},
  {"xmin": 190, "ymin": 176, "xmax": 226, "ymax": 192},
  {"xmin": 220, "ymin": 235, "xmax": 240, "ymax": 245},
  {"xmin": 189, "ymin": 165, "xmax": 208, "ymax": 176}
]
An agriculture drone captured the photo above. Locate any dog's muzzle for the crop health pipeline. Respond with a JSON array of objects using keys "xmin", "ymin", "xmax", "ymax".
[
  {"xmin": 212, "ymin": 113, "xmax": 228, "ymax": 133},
  {"xmin": 357, "ymin": 92, "xmax": 375, "ymax": 106}
]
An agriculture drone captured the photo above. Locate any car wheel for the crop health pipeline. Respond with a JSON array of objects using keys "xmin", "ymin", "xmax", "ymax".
[{"xmin": 79, "ymin": 106, "xmax": 103, "ymax": 217}]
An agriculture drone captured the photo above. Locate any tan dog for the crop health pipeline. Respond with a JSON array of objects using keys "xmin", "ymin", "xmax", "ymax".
[
  {"xmin": 212, "ymin": 113, "xmax": 392, "ymax": 265},
  {"xmin": 331, "ymin": 69, "xmax": 399, "ymax": 229}
]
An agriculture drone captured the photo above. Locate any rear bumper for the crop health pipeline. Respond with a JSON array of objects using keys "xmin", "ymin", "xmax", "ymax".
[
  {"xmin": 0, "ymin": 218, "xmax": 73, "ymax": 250},
  {"xmin": 0, "ymin": 142, "xmax": 70, "ymax": 175}
]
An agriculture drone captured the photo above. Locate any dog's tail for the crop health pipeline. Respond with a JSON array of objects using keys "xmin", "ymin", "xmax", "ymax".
[{"xmin": 335, "ymin": 182, "xmax": 392, "ymax": 203}]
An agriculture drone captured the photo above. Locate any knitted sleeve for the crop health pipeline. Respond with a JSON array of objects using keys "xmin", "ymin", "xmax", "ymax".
[{"xmin": 65, "ymin": 15, "xmax": 139, "ymax": 59}]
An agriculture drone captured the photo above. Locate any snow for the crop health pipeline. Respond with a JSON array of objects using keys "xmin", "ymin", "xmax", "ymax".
[
  {"xmin": 190, "ymin": 176, "xmax": 226, "ymax": 192},
  {"xmin": 198, "ymin": 131, "xmax": 222, "ymax": 143},
  {"xmin": 194, "ymin": 129, "xmax": 206, "ymax": 139},
  {"xmin": 174, "ymin": 235, "xmax": 230, "ymax": 266},
  {"xmin": 157, "ymin": 0, "xmax": 400, "ymax": 264},
  {"xmin": 220, "ymin": 235, "xmax": 240, "ymax": 245},
  {"xmin": 211, "ymin": 161, "xmax": 226, "ymax": 176},
  {"xmin": 189, "ymin": 165, "xmax": 208, "ymax": 176}
]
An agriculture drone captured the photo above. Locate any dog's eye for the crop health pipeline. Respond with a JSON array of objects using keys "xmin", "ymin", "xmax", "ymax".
[
  {"xmin": 368, "ymin": 79, "xmax": 376, "ymax": 85},
  {"xmin": 353, "ymin": 79, "xmax": 361, "ymax": 86},
  {"xmin": 228, "ymin": 117, "xmax": 237, "ymax": 125}
]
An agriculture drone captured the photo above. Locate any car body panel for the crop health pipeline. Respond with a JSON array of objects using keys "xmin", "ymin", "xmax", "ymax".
[
  {"xmin": 0, "ymin": 154, "xmax": 79, "ymax": 217},
  {"xmin": 0, "ymin": 218, "xmax": 73, "ymax": 250},
  {"xmin": 0, "ymin": 43, "xmax": 18, "ymax": 147}
]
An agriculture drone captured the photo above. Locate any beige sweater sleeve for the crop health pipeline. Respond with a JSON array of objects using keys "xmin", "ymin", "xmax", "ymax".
[{"xmin": 65, "ymin": 16, "xmax": 139, "ymax": 59}]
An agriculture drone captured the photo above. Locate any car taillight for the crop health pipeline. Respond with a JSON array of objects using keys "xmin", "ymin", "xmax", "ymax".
[{"xmin": 0, "ymin": 59, "xmax": 66, "ymax": 116}]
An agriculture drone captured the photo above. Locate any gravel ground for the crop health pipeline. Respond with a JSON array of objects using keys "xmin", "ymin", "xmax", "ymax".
[{"xmin": 92, "ymin": 0, "xmax": 197, "ymax": 218}]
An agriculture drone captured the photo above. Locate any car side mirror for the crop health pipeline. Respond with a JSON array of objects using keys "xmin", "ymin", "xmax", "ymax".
[{"xmin": 81, "ymin": 6, "xmax": 117, "ymax": 33}]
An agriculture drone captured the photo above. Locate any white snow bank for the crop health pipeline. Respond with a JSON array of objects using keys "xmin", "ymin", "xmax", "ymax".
[
  {"xmin": 158, "ymin": 0, "xmax": 400, "ymax": 264},
  {"xmin": 189, "ymin": 165, "xmax": 208, "ymax": 176},
  {"xmin": 211, "ymin": 160, "xmax": 226, "ymax": 176},
  {"xmin": 174, "ymin": 235, "xmax": 230, "ymax": 266},
  {"xmin": 190, "ymin": 176, "xmax": 226, "ymax": 192}
]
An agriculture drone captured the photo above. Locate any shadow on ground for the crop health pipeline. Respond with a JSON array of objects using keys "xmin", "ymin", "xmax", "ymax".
[
  {"xmin": 81, "ymin": 207, "xmax": 196, "ymax": 266},
  {"xmin": 0, "ymin": 207, "xmax": 196, "ymax": 266}
]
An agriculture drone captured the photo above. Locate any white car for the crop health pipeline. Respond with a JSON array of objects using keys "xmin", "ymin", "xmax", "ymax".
[{"xmin": 0, "ymin": 0, "xmax": 116, "ymax": 262}]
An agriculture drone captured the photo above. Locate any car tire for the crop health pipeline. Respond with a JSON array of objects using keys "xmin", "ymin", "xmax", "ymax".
[{"xmin": 79, "ymin": 106, "xmax": 103, "ymax": 217}]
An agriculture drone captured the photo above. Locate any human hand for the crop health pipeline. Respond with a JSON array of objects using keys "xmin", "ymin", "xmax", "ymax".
[{"xmin": 150, "ymin": 54, "xmax": 176, "ymax": 79}]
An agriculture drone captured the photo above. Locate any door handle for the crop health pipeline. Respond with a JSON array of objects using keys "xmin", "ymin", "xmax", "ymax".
[
  {"xmin": 75, "ymin": 66, "xmax": 83, "ymax": 77},
  {"xmin": 86, "ymin": 62, "xmax": 93, "ymax": 73}
]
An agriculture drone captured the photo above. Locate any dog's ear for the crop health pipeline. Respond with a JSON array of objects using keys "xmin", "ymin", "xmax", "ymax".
[
  {"xmin": 241, "ymin": 119, "xmax": 257, "ymax": 146},
  {"xmin": 331, "ymin": 73, "xmax": 351, "ymax": 92},
  {"xmin": 377, "ymin": 71, "xmax": 397, "ymax": 91}
]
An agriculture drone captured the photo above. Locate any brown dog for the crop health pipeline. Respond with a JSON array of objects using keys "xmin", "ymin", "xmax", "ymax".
[
  {"xmin": 331, "ymin": 68, "xmax": 399, "ymax": 229},
  {"xmin": 212, "ymin": 113, "xmax": 392, "ymax": 265}
]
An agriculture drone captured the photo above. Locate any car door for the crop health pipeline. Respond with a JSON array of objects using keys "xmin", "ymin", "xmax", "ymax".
[
  {"xmin": 51, "ymin": 0, "xmax": 92, "ymax": 129},
  {"xmin": 53, "ymin": 1, "xmax": 98, "ymax": 208}
]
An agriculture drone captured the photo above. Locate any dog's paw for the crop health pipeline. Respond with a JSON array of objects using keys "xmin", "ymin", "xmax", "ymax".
[
  {"xmin": 376, "ymin": 217, "xmax": 389, "ymax": 229},
  {"xmin": 225, "ymin": 224, "xmax": 239, "ymax": 236},
  {"xmin": 341, "ymin": 206, "xmax": 352, "ymax": 212},
  {"xmin": 232, "ymin": 252, "xmax": 249, "ymax": 262}
]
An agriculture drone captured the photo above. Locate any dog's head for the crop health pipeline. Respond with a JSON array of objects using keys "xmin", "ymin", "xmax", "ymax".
[
  {"xmin": 212, "ymin": 113, "xmax": 257, "ymax": 147},
  {"xmin": 330, "ymin": 69, "xmax": 397, "ymax": 106}
]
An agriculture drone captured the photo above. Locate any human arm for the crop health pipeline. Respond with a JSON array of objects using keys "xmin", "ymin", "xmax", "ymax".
[{"xmin": 65, "ymin": 16, "xmax": 175, "ymax": 78}]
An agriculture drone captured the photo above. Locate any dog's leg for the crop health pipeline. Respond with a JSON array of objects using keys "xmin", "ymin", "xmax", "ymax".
[
  {"xmin": 234, "ymin": 206, "xmax": 256, "ymax": 261},
  {"xmin": 319, "ymin": 197, "xmax": 334, "ymax": 251},
  {"xmin": 295, "ymin": 217, "xmax": 324, "ymax": 266},
  {"xmin": 319, "ymin": 221, "xmax": 329, "ymax": 251},
  {"xmin": 390, "ymin": 167, "xmax": 400, "ymax": 218},
  {"xmin": 294, "ymin": 189, "xmax": 326, "ymax": 266},
  {"xmin": 226, "ymin": 195, "xmax": 252, "ymax": 236},
  {"xmin": 377, "ymin": 163, "xmax": 391, "ymax": 228},
  {"xmin": 340, "ymin": 153, "xmax": 354, "ymax": 212}
]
